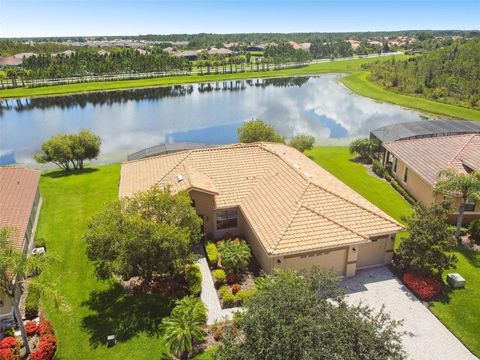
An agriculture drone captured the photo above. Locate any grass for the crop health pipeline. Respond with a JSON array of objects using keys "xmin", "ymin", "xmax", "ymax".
[
  {"xmin": 430, "ymin": 247, "xmax": 480, "ymax": 357},
  {"xmin": 305, "ymin": 146, "xmax": 412, "ymax": 222},
  {"xmin": 36, "ymin": 165, "xmax": 173, "ymax": 359},
  {"xmin": 192, "ymin": 347, "xmax": 217, "ymax": 359},
  {"xmin": 341, "ymin": 71, "xmax": 480, "ymax": 121},
  {"xmin": 0, "ymin": 56, "xmax": 403, "ymax": 99}
]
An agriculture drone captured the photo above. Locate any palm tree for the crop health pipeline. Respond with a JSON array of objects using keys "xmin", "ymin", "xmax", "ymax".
[
  {"xmin": 434, "ymin": 169, "xmax": 480, "ymax": 240},
  {"xmin": 162, "ymin": 296, "xmax": 206, "ymax": 360},
  {"xmin": 0, "ymin": 228, "xmax": 63, "ymax": 355}
]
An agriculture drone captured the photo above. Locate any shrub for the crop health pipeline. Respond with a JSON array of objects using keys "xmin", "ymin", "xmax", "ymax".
[
  {"xmin": 226, "ymin": 273, "xmax": 238, "ymax": 285},
  {"xmin": 219, "ymin": 285, "xmax": 230, "ymax": 298},
  {"xmin": 0, "ymin": 348, "xmax": 13, "ymax": 360},
  {"xmin": 231, "ymin": 284, "xmax": 241, "ymax": 294},
  {"xmin": 236, "ymin": 289, "xmax": 256, "ymax": 304},
  {"xmin": 25, "ymin": 287, "xmax": 40, "ymax": 319},
  {"xmin": 403, "ymin": 272, "xmax": 443, "ymax": 301},
  {"xmin": 30, "ymin": 335, "xmax": 57, "ymax": 360},
  {"xmin": 372, "ymin": 160, "xmax": 386, "ymax": 178},
  {"xmin": 349, "ymin": 138, "xmax": 380, "ymax": 163},
  {"xmin": 2, "ymin": 328, "xmax": 14, "ymax": 338},
  {"xmin": 448, "ymin": 226, "xmax": 468, "ymax": 237},
  {"xmin": 205, "ymin": 241, "xmax": 219, "ymax": 266},
  {"xmin": 218, "ymin": 240, "xmax": 251, "ymax": 274},
  {"xmin": 469, "ymin": 219, "xmax": 480, "ymax": 242},
  {"xmin": 213, "ymin": 269, "xmax": 226, "ymax": 287},
  {"xmin": 0, "ymin": 337, "xmax": 17, "ymax": 350},
  {"xmin": 185, "ymin": 264, "xmax": 202, "ymax": 296},
  {"xmin": 38, "ymin": 321, "xmax": 54, "ymax": 336},
  {"xmin": 25, "ymin": 321, "xmax": 39, "ymax": 336},
  {"xmin": 289, "ymin": 134, "xmax": 315, "ymax": 153},
  {"xmin": 222, "ymin": 291, "xmax": 238, "ymax": 308}
]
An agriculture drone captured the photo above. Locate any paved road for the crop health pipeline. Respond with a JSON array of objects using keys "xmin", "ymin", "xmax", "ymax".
[{"xmin": 343, "ymin": 267, "xmax": 477, "ymax": 360}]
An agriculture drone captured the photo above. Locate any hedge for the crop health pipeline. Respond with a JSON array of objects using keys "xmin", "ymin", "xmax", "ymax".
[
  {"xmin": 185, "ymin": 264, "xmax": 202, "ymax": 296},
  {"xmin": 205, "ymin": 241, "xmax": 219, "ymax": 266},
  {"xmin": 25, "ymin": 287, "xmax": 40, "ymax": 319}
]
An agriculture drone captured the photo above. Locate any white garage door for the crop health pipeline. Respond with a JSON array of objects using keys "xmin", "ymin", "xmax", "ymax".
[
  {"xmin": 283, "ymin": 248, "xmax": 347, "ymax": 276},
  {"xmin": 357, "ymin": 238, "xmax": 386, "ymax": 269}
]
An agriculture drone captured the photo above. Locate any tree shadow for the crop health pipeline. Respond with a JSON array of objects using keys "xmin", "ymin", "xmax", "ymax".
[
  {"xmin": 81, "ymin": 281, "xmax": 174, "ymax": 347},
  {"xmin": 457, "ymin": 246, "xmax": 480, "ymax": 268},
  {"xmin": 43, "ymin": 167, "xmax": 99, "ymax": 179}
]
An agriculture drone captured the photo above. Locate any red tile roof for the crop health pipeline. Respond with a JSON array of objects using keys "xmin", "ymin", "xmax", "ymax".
[
  {"xmin": 0, "ymin": 168, "xmax": 41, "ymax": 250},
  {"xmin": 384, "ymin": 134, "xmax": 480, "ymax": 186}
]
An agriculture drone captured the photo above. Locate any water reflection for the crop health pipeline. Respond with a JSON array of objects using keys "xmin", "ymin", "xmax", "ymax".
[{"xmin": 0, "ymin": 74, "xmax": 428, "ymax": 166}]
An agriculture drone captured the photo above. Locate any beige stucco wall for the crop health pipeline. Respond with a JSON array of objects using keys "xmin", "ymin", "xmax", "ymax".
[
  {"xmin": 357, "ymin": 236, "xmax": 394, "ymax": 269},
  {"xmin": 189, "ymin": 190, "xmax": 216, "ymax": 239},
  {"xmin": 240, "ymin": 211, "xmax": 274, "ymax": 273},
  {"xmin": 392, "ymin": 159, "xmax": 435, "ymax": 206}
]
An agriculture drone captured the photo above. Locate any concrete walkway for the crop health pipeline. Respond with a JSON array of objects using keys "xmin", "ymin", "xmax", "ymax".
[
  {"xmin": 343, "ymin": 267, "xmax": 477, "ymax": 360},
  {"xmin": 197, "ymin": 256, "xmax": 242, "ymax": 325}
]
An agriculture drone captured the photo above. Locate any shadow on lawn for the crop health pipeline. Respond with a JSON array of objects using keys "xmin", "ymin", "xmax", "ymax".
[
  {"xmin": 43, "ymin": 167, "xmax": 99, "ymax": 179},
  {"xmin": 457, "ymin": 246, "xmax": 480, "ymax": 268},
  {"xmin": 81, "ymin": 281, "xmax": 174, "ymax": 347}
]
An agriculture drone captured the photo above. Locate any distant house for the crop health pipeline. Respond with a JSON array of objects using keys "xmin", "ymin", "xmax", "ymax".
[
  {"xmin": 245, "ymin": 45, "xmax": 263, "ymax": 52},
  {"xmin": 13, "ymin": 52, "xmax": 37, "ymax": 59},
  {"xmin": 0, "ymin": 168, "xmax": 42, "ymax": 320},
  {"xmin": 372, "ymin": 120, "xmax": 480, "ymax": 224},
  {"xmin": 0, "ymin": 56, "xmax": 23, "ymax": 67},
  {"xmin": 135, "ymin": 48, "xmax": 148, "ymax": 55},
  {"xmin": 97, "ymin": 49, "xmax": 110, "ymax": 56},
  {"xmin": 207, "ymin": 47, "xmax": 233, "ymax": 56},
  {"xmin": 177, "ymin": 50, "xmax": 199, "ymax": 61},
  {"xmin": 119, "ymin": 143, "xmax": 402, "ymax": 277}
]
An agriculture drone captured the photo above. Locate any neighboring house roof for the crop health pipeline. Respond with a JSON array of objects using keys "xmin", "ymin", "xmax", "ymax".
[
  {"xmin": 127, "ymin": 142, "xmax": 211, "ymax": 161},
  {"xmin": 0, "ymin": 168, "xmax": 40, "ymax": 250},
  {"xmin": 384, "ymin": 134, "xmax": 480, "ymax": 186},
  {"xmin": 207, "ymin": 48, "xmax": 233, "ymax": 55},
  {"xmin": 120, "ymin": 143, "xmax": 401, "ymax": 256},
  {"xmin": 371, "ymin": 119, "xmax": 480, "ymax": 143},
  {"xmin": 13, "ymin": 52, "xmax": 37, "ymax": 59},
  {"xmin": 0, "ymin": 56, "xmax": 23, "ymax": 66}
]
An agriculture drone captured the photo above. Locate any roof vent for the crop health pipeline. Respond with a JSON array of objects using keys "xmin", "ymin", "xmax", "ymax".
[
  {"xmin": 293, "ymin": 163, "xmax": 300, "ymax": 169},
  {"xmin": 177, "ymin": 174, "xmax": 184, "ymax": 182}
]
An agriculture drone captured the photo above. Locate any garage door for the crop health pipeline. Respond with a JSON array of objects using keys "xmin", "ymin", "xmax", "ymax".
[
  {"xmin": 357, "ymin": 238, "xmax": 386, "ymax": 269},
  {"xmin": 283, "ymin": 248, "xmax": 347, "ymax": 276}
]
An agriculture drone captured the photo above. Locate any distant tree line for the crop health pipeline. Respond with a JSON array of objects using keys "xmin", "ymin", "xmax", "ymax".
[{"xmin": 368, "ymin": 37, "xmax": 480, "ymax": 109}]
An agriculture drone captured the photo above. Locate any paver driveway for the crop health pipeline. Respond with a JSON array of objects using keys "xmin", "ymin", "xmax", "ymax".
[{"xmin": 343, "ymin": 266, "xmax": 476, "ymax": 360}]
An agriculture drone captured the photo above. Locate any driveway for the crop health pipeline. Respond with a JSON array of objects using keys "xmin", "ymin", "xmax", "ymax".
[{"xmin": 343, "ymin": 267, "xmax": 476, "ymax": 360}]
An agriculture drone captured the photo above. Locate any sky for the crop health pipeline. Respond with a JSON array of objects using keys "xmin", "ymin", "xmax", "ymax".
[{"xmin": 1, "ymin": 0, "xmax": 479, "ymax": 38}]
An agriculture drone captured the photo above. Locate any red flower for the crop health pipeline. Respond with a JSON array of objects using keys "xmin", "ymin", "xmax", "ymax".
[
  {"xmin": 0, "ymin": 348, "xmax": 13, "ymax": 360},
  {"xmin": 403, "ymin": 272, "xmax": 443, "ymax": 301},
  {"xmin": 0, "ymin": 337, "xmax": 17, "ymax": 350},
  {"xmin": 25, "ymin": 321, "xmax": 39, "ymax": 336},
  {"xmin": 38, "ymin": 321, "xmax": 54, "ymax": 336},
  {"xmin": 231, "ymin": 284, "xmax": 241, "ymax": 294},
  {"xmin": 29, "ymin": 335, "xmax": 57, "ymax": 360}
]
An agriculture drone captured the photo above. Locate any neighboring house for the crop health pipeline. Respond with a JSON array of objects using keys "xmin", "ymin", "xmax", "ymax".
[
  {"xmin": 383, "ymin": 134, "xmax": 480, "ymax": 223},
  {"xmin": 119, "ymin": 143, "xmax": 402, "ymax": 277},
  {"xmin": 0, "ymin": 168, "xmax": 42, "ymax": 320}
]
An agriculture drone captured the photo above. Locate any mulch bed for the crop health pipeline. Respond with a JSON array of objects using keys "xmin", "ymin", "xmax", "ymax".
[{"xmin": 121, "ymin": 274, "xmax": 188, "ymax": 298}]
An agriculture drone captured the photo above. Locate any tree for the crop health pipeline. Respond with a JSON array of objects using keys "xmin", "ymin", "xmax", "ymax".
[
  {"xmin": 289, "ymin": 134, "xmax": 315, "ymax": 153},
  {"xmin": 395, "ymin": 205, "xmax": 457, "ymax": 276},
  {"xmin": 162, "ymin": 296, "xmax": 206, "ymax": 360},
  {"xmin": 0, "ymin": 228, "xmax": 63, "ymax": 355},
  {"xmin": 218, "ymin": 240, "xmax": 251, "ymax": 274},
  {"xmin": 214, "ymin": 269, "xmax": 405, "ymax": 359},
  {"xmin": 84, "ymin": 186, "xmax": 202, "ymax": 284},
  {"xmin": 237, "ymin": 119, "xmax": 285, "ymax": 143},
  {"xmin": 349, "ymin": 137, "xmax": 380, "ymax": 163},
  {"xmin": 434, "ymin": 169, "xmax": 480, "ymax": 240},
  {"xmin": 34, "ymin": 129, "xmax": 101, "ymax": 170}
]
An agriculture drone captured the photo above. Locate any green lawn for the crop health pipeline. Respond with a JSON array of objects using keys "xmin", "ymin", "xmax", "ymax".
[
  {"xmin": 430, "ymin": 247, "xmax": 480, "ymax": 356},
  {"xmin": 305, "ymin": 146, "xmax": 412, "ymax": 222},
  {"xmin": 0, "ymin": 56, "xmax": 403, "ymax": 99},
  {"xmin": 192, "ymin": 347, "xmax": 217, "ymax": 359},
  {"xmin": 36, "ymin": 165, "xmax": 173, "ymax": 359},
  {"xmin": 341, "ymin": 71, "xmax": 480, "ymax": 121}
]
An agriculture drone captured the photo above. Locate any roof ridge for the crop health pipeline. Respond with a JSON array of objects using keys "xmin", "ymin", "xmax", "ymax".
[
  {"xmin": 447, "ymin": 133, "xmax": 476, "ymax": 168},
  {"xmin": 384, "ymin": 132, "xmax": 474, "ymax": 146},
  {"xmin": 157, "ymin": 151, "xmax": 193, "ymax": 184},
  {"xmin": 271, "ymin": 181, "xmax": 311, "ymax": 253},
  {"xmin": 307, "ymin": 181, "xmax": 402, "ymax": 228}
]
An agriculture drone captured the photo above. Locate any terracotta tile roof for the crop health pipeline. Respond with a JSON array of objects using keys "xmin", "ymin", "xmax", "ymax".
[
  {"xmin": 0, "ymin": 168, "xmax": 40, "ymax": 250},
  {"xmin": 384, "ymin": 134, "xmax": 480, "ymax": 186},
  {"xmin": 120, "ymin": 143, "xmax": 402, "ymax": 256}
]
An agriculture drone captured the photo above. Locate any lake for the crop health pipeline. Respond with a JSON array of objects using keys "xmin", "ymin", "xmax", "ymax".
[{"xmin": 0, "ymin": 74, "xmax": 428, "ymax": 166}]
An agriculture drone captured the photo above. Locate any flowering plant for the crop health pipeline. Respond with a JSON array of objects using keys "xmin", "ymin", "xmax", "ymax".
[
  {"xmin": 0, "ymin": 337, "xmax": 17, "ymax": 350},
  {"xmin": 25, "ymin": 321, "xmax": 39, "ymax": 336},
  {"xmin": 231, "ymin": 284, "xmax": 241, "ymax": 294},
  {"xmin": 403, "ymin": 272, "xmax": 443, "ymax": 301},
  {"xmin": 38, "ymin": 321, "xmax": 54, "ymax": 336},
  {"xmin": 0, "ymin": 348, "xmax": 13, "ymax": 360}
]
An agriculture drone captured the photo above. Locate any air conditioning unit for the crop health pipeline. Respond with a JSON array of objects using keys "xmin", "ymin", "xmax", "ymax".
[{"xmin": 32, "ymin": 247, "xmax": 46, "ymax": 256}]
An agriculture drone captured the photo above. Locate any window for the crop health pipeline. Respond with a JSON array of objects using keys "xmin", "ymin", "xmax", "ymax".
[
  {"xmin": 392, "ymin": 157, "xmax": 398, "ymax": 173},
  {"xmin": 442, "ymin": 196, "xmax": 453, "ymax": 210},
  {"xmin": 216, "ymin": 210, "xmax": 238, "ymax": 230},
  {"xmin": 403, "ymin": 167, "xmax": 409, "ymax": 183},
  {"xmin": 465, "ymin": 198, "xmax": 476, "ymax": 212}
]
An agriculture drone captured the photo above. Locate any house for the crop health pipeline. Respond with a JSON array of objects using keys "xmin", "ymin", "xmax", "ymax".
[
  {"xmin": 177, "ymin": 50, "xmax": 199, "ymax": 61},
  {"xmin": 372, "ymin": 120, "xmax": 480, "ymax": 224},
  {"xmin": 383, "ymin": 134, "xmax": 480, "ymax": 224},
  {"xmin": 0, "ymin": 168, "xmax": 42, "ymax": 320},
  {"xmin": 0, "ymin": 56, "xmax": 23, "ymax": 67},
  {"xmin": 119, "ymin": 143, "xmax": 402, "ymax": 277},
  {"xmin": 207, "ymin": 47, "xmax": 233, "ymax": 56}
]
